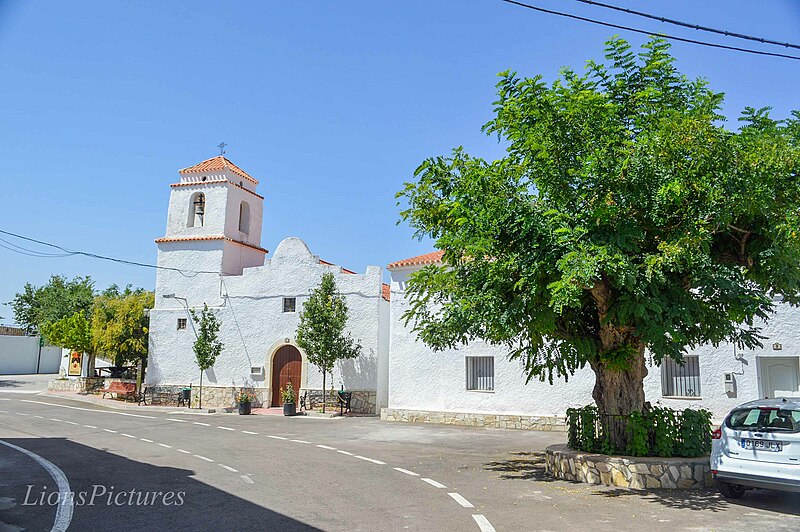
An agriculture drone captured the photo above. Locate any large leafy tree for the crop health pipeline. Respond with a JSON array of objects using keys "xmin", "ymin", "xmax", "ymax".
[
  {"xmin": 296, "ymin": 273, "xmax": 361, "ymax": 412},
  {"xmin": 398, "ymin": 38, "xmax": 800, "ymax": 431},
  {"xmin": 10, "ymin": 275, "xmax": 95, "ymax": 338},
  {"xmin": 92, "ymin": 288, "xmax": 154, "ymax": 390},
  {"xmin": 190, "ymin": 304, "xmax": 223, "ymax": 409}
]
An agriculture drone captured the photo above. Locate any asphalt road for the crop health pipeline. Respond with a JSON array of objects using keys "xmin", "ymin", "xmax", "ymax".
[{"xmin": 1, "ymin": 389, "xmax": 799, "ymax": 531}]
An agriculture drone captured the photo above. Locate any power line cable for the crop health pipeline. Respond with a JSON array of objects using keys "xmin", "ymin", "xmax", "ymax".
[
  {"xmin": 0, "ymin": 228, "xmax": 219, "ymax": 277},
  {"xmin": 499, "ymin": 0, "xmax": 800, "ymax": 61},
  {"xmin": 571, "ymin": 0, "xmax": 800, "ymax": 51}
]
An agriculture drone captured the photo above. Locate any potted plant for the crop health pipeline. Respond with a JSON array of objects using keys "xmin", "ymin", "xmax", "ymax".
[
  {"xmin": 281, "ymin": 384, "xmax": 296, "ymax": 416},
  {"xmin": 235, "ymin": 391, "xmax": 254, "ymax": 415}
]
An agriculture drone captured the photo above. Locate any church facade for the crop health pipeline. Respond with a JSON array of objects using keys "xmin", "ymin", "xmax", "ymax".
[
  {"xmin": 147, "ymin": 157, "xmax": 800, "ymax": 423},
  {"xmin": 146, "ymin": 157, "xmax": 389, "ymax": 412}
]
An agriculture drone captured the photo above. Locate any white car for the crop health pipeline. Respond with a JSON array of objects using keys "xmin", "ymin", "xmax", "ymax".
[{"xmin": 711, "ymin": 398, "xmax": 800, "ymax": 498}]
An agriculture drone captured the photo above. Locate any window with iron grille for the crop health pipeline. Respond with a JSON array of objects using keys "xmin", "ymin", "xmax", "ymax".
[
  {"xmin": 177, "ymin": 318, "xmax": 187, "ymax": 330},
  {"xmin": 661, "ymin": 355, "xmax": 701, "ymax": 397},
  {"xmin": 466, "ymin": 356, "xmax": 494, "ymax": 391},
  {"xmin": 283, "ymin": 297, "xmax": 296, "ymax": 313}
]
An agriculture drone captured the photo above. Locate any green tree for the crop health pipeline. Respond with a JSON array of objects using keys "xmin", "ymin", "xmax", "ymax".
[
  {"xmin": 43, "ymin": 311, "xmax": 94, "ymax": 373},
  {"xmin": 190, "ymin": 304, "xmax": 223, "ymax": 409},
  {"xmin": 296, "ymin": 273, "xmax": 361, "ymax": 412},
  {"xmin": 92, "ymin": 289, "xmax": 154, "ymax": 390},
  {"xmin": 397, "ymin": 37, "xmax": 800, "ymax": 446},
  {"xmin": 9, "ymin": 275, "xmax": 95, "ymax": 338}
]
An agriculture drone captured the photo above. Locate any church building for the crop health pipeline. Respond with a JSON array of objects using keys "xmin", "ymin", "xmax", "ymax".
[
  {"xmin": 146, "ymin": 157, "xmax": 389, "ymax": 413},
  {"xmin": 147, "ymin": 156, "xmax": 800, "ymax": 424}
]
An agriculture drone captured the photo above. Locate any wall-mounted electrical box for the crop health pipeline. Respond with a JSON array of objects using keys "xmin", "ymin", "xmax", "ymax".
[{"xmin": 724, "ymin": 372, "xmax": 736, "ymax": 395}]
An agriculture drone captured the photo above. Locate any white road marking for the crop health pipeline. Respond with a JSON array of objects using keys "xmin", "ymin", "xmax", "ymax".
[
  {"xmin": 21, "ymin": 400, "xmax": 154, "ymax": 418},
  {"xmin": 241, "ymin": 430, "xmax": 258, "ymax": 435},
  {"xmin": 0, "ymin": 398, "xmax": 9, "ymax": 400},
  {"xmin": 217, "ymin": 426, "xmax": 235, "ymax": 431},
  {"xmin": 421, "ymin": 478, "xmax": 446, "ymax": 489},
  {"xmin": 34, "ymin": 415, "xmax": 45, "ymax": 419},
  {"xmin": 447, "ymin": 493, "xmax": 474, "ymax": 508},
  {"xmin": 267, "ymin": 435, "xmax": 287, "ymax": 440},
  {"xmin": 193, "ymin": 422, "xmax": 210, "ymax": 426},
  {"xmin": 336, "ymin": 450, "xmax": 354, "ymax": 456},
  {"xmin": 176, "ymin": 449, "xmax": 191, "ymax": 454},
  {"xmin": 0, "ymin": 410, "xmax": 7, "ymax": 413},
  {"xmin": 83, "ymin": 425, "xmax": 97, "ymax": 429},
  {"xmin": 121, "ymin": 433, "xmax": 136, "ymax": 438},
  {"xmin": 158, "ymin": 443, "xmax": 172, "ymax": 449},
  {"xmin": 64, "ymin": 421, "xmax": 78, "ymax": 425},
  {"xmin": 219, "ymin": 464, "xmax": 238, "ymax": 472},
  {"xmin": 316, "ymin": 444, "xmax": 336, "ymax": 450},
  {"xmin": 0, "ymin": 439, "xmax": 73, "ymax": 532},
  {"xmin": 194, "ymin": 454, "xmax": 214, "ymax": 462},
  {"xmin": 241, "ymin": 475, "xmax": 255, "ymax": 484},
  {"xmin": 140, "ymin": 438, "xmax": 154, "ymax": 443},
  {"xmin": 472, "ymin": 515, "xmax": 496, "ymax": 532},
  {"xmin": 15, "ymin": 412, "xmax": 29, "ymax": 416},
  {"xmin": 167, "ymin": 418, "xmax": 187, "ymax": 423},
  {"xmin": 393, "ymin": 467, "xmax": 419, "ymax": 476},
  {"xmin": 50, "ymin": 418, "xmax": 62, "ymax": 422},
  {"xmin": 355, "ymin": 455, "xmax": 385, "ymax": 465},
  {"xmin": 103, "ymin": 429, "xmax": 117, "ymax": 433},
  {"xmin": 290, "ymin": 439, "xmax": 311, "ymax": 444}
]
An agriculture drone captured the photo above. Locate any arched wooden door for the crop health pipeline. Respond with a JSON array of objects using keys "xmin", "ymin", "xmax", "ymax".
[{"xmin": 271, "ymin": 345, "xmax": 302, "ymax": 406}]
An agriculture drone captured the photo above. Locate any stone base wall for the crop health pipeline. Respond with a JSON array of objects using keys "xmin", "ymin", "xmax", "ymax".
[
  {"xmin": 48, "ymin": 377, "xmax": 106, "ymax": 393},
  {"xmin": 301, "ymin": 389, "xmax": 377, "ymax": 414},
  {"xmin": 381, "ymin": 408, "xmax": 567, "ymax": 431},
  {"xmin": 545, "ymin": 444, "xmax": 713, "ymax": 489},
  {"xmin": 141, "ymin": 385, "xmax": 269, "ymax": 409}
]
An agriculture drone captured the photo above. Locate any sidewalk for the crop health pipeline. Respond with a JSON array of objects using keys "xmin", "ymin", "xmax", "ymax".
[{"xmin": 41, "ymin": 390, "xmax": 218, "ymax": 415}]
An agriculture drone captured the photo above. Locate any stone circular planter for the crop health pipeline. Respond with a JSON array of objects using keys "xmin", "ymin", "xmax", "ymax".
[{"xmin": 544, "ymin": 444, "xmax": 713, "ymax": 489}]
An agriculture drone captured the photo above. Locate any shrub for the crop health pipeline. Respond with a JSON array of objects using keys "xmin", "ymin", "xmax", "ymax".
[{"xmin": 566, "ymin": 405, "xmax": 712, "ymax": 458}]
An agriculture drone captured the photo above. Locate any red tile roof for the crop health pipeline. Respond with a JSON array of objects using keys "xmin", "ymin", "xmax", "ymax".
[
  {"xmin": 387, "ymin": 250, "xmax": 445, "ymax": 269},
  {"xmin": 154, "ymin": 235, "xmax": 267, "ymax": 253},
  {"xmin": 179, "ymin": 156, "xmax": 258, "ymax": 185},
  {"xmin": 381, "ymin": 283, "xmax": 391, "ymax": 302}
]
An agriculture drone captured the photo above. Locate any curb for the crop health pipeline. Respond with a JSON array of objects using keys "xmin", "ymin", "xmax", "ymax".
[{"xmin": 40, "ymin": 391, "xmax": 218, "ymax": 415}]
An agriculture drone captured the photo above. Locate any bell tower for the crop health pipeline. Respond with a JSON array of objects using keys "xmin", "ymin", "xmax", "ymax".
[{"xmin": 154, "ymin": 156, "xmax": 267, "ymax": 306}]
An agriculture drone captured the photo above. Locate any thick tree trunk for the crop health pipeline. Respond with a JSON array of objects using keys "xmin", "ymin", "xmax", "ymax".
[
  {"xmin": 589, "ymin": 350, "xmax": 647, "ymax": 415},
  {"xmin": 589, "ymin": 279, "xmax": 649, "ymax": 451}
]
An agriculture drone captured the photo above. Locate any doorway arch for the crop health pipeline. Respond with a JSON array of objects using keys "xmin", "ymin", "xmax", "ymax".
[{"xmin": 271, "ymin": 345, "xmax": 303, "ymax": 406}]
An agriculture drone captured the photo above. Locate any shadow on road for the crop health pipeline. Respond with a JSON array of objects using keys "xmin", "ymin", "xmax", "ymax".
[
  {"xmin": 0, "ymin": 438, "xmax": 321, "ymax": 531},
  {"xmin": 484, "ymin": 451, "xmax": 556, "ymax": 481},
  {"xmin": 595, "ymin": 486, "xmax": 800, "ymax": 515},
  {"xmin": 0, "ymin": 380, "xmax": 27, "ymax": 389},
  {"xmin": 486, "ymin": 451, "xmax": 800, "ymax": 517}
]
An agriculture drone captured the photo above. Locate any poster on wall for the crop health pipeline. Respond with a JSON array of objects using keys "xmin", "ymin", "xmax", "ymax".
[{"xmin": 68, "ymin": 351, "xmax": 82, "ymax": 376}]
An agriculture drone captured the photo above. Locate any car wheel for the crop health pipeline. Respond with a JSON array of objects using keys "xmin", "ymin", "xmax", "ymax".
[{"xmin": 716, "ymin": 480, "xmax": 746, "ymax": 499}]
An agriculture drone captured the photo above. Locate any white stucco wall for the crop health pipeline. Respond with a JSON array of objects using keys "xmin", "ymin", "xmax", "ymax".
[
  {"xmin": 388, "ymin": 266, "xmax": 800, "ymax": 421},
  {"xmin": 0, "ymin": 336, "xmax": 61, "ymax": 375},
  {"xmin": 147, "ymin": 237, "xmax": 387, "ymax": 405}
]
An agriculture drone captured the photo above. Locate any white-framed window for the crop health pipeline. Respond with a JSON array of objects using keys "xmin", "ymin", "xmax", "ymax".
[
  {"xmin": 661, "ymin": 355, "xmax": 701, "ymax": 397},
  {"xmin": 466, "ymin": 356, "xmax": 494, "ymax": 391},
  {"xmin": 177, "ymin": 318, "xmax": 187, "ymax": 330},
  {"xmin": 283, "ymin": 297, "xmax": 296, "ymax": 313}
]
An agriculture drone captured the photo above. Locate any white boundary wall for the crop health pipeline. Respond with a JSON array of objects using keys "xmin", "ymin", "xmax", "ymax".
[{"xmin": 0, "ymin": 336, "xmax": 61, "ymax": 375}]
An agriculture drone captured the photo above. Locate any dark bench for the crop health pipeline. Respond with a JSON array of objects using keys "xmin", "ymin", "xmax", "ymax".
[
  {"xmin": 337, "ymin": 391, "xmax": 352, "ymax": 415},
  {"xmin": 102, "ymin": 382, "xmax": 137, "ymax": 402}
]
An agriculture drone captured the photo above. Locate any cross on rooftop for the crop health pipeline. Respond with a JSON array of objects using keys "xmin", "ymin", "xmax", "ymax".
[{"xmin": 217, "ymin": 142, "xmax": 227, "ymax": 155}]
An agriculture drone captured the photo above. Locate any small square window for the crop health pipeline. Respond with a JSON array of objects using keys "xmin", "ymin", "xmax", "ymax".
[
  {"xmin": 283, "ymin": 297, "xmax": 296, "ymax": 313},
  {"xmin": 466, "ymin": 356, "xmax": 494, "ymax": 391},
  {"xmin": 661, "ymin": 355, "xmax": 701, "ymax": 397},
  {"xmin": 177, "ymin": 318, "xmax": 187, "ymax": 330}
]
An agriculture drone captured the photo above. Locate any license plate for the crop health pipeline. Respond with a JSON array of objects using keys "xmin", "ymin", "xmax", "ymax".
[{"xmin": 741, "ymin": 439, "xmax": 783, "ymax": 452}]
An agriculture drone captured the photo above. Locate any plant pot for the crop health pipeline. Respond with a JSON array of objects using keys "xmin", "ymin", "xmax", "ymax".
[
  {"xmin": 238, "ymin": 402, "xmax": 252, "ymax": 415},
  {"xmin": 283, "ymin": 402, "xmax": 296, "ymax": 416}
]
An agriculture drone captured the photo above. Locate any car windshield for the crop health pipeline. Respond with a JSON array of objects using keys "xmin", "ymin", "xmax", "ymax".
[{"xmin": 726, "ymin": 407, "xmax": 800, "ymax": 433}]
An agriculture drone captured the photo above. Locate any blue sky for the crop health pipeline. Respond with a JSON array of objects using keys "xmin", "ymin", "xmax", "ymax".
[{"xmin": 1, "ymin": 0, "xmax": 798, "ymax": 322}]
